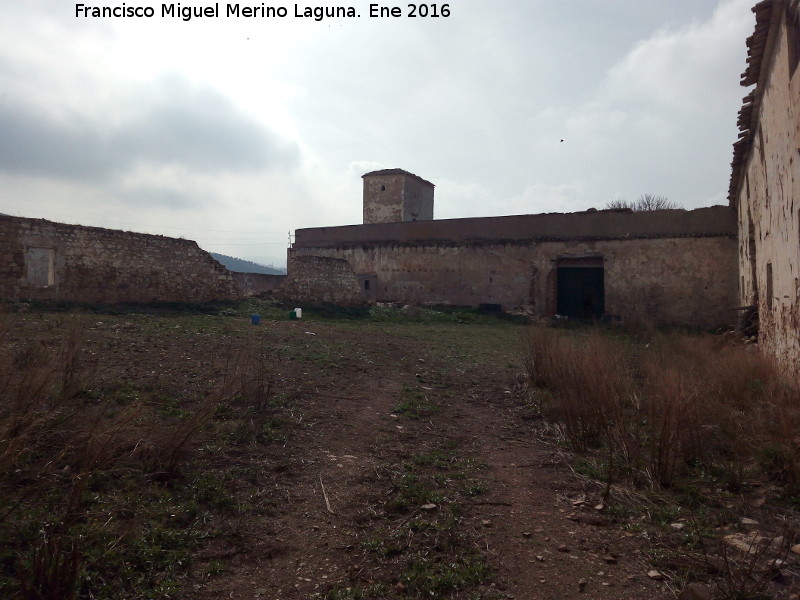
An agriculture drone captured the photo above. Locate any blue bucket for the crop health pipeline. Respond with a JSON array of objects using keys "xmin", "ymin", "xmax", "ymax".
[{"xmin": 250, "ymin": 314, "xmax": 261, "ymax": 325}]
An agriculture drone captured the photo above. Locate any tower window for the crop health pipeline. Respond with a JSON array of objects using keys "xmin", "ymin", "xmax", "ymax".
[{"xmin": 380, "ymin": 185, "xmax": 385, "ymax": 191}]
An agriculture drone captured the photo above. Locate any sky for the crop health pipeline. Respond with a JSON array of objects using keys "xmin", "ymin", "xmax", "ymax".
[{"xmin": 0, "ymin": 0, "xmax": 756, "ymax": 268}]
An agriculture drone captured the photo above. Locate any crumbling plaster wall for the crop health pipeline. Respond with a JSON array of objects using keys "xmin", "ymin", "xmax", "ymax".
[
  {"xmin": 735, "ymin": 5, "xmax": 800, "ymax": 373},
  {"xmin": 0, "ymin": 216, "xmax": 240, "ymax": 304},
  {"xmin": 290, "ymin": 235, "xmax": 736, "ymax": 328},
  {"xmin": 401, "ymin": 177, "xmax": 434, "ymax": 222},
  {"xmin": 363, "ymin": 174, "xmax": 405, "ymax": 224}
]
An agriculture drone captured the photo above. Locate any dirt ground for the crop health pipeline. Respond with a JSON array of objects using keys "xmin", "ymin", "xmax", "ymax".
[
  {"xmin": 122, "ymin": 314, "xmax": 676, "ymax": 600},
  {"xmin": 7, "ymin": 309, "xmax": 793, "ymax": 600}
]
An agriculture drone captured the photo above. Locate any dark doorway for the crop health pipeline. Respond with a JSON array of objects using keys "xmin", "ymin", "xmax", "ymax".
[{"xmin": 556, "ymin": 264, "xmax": 604, "ymax": 320}]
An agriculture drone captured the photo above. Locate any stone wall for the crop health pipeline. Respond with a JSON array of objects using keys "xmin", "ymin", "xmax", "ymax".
[
  {"xmin": 0, "ymin": 216, "xmax": 240, "ymax": 304},
  {"xmin": 276, "ymin": 255, "xmax": 364, "ymax": 305},
  {"xmin": 232, "ymin": 272, "xmax": 286, "ymax": 296},
  {"xmin": 363, "ymin": 172, "xmax": 405, "ymax": 224},
  {"xmin": 291, "ymin": 206, "xmax": 738, "ymax": 328},
  {"xmin": 731, "ymin": 0, "xmax": 800, "ymax": 374}
]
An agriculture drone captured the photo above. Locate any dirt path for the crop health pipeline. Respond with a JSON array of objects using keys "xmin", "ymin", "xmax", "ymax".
[{"xmin": 182, "ymin": 320, "xmax": 675, "ymax": 600}]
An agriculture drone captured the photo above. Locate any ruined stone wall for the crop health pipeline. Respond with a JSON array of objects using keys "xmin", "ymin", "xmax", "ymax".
[
  {"xmin": 277, "ymin": 255, "xmax": 364, "ymax": 305},
  {"xmin": 232, "ymin": 272, "xmax": 286, "ymax": 296},
  {"xmin": 290, "ymin": 234, "xmax": 737, "ymax": 328},
  {"xmin": 0, "ymin": 216, "xmax": 240, "ymax": 304},
  {"xmin": 734, "ymin": 6, "xmax": 800, "ymax": 373}
]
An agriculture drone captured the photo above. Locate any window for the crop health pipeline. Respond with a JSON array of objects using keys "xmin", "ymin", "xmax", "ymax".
[
  {"xmin": 364, "ymin": 280, "xmax": 370, "ymax": 291},
  {"xmin": 380, "ymin": 185, "xmax": 386, "ymax": 192},
  {"xmin": 766, "ymin": 262, "xmax": 773, "ymax": 311}
]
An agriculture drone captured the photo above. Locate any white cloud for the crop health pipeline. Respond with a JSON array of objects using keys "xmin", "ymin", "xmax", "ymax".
[{"xmin": 0, "ymin": 0, "xmax": 757, "ymax": 267}]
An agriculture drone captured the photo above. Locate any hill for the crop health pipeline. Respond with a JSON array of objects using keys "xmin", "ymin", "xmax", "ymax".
[{"xmin": 209, "ymin": 252, "xmax": 285, "ymax": 275}]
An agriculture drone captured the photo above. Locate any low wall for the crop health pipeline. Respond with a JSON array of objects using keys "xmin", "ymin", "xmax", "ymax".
[
  {"xmin": 276, "ymin": 255, "xmax": 364, "ymax": 305},
  {"xmin": 233, "ymin": 272, "xmax": 286, "ymax": 296},
  {"xmin": 0, "ymin": 216, "xmax": 240, "ymax": 304}
]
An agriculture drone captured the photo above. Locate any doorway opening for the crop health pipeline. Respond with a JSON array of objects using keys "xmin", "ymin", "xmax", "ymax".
[{"xmin": 556, "ymin": 257, "xmax": 604, "ymax": 320}]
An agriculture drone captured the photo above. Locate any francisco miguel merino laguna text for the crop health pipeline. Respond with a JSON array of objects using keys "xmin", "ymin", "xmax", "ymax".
[
  {"xmin": 76, "ymin": 3, "xmax": 358, "ymax": 20},
  {"xmin": 75, "ymin": 3, "xmax": 451, "ymax": 20}
]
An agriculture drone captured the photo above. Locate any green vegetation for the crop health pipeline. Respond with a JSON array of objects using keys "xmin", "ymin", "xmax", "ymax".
[
  {"xmin": 347, "ymin": 447, "xmax": 491, "ymax": 599},
  {"xmin": 0, "ymin": 314, "xmax": 296, "ymax": 599}
]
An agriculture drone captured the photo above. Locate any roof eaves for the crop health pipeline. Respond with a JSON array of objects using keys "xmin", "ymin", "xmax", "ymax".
[{"xmin": 728, "ymin": 0, "xmax": 786, "ymax": 207}]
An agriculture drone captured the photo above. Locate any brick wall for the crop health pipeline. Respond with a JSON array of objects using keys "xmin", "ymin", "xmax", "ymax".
[{"xmin": 0, "ymin": 216, "xmax": 240, "ymax": 304}]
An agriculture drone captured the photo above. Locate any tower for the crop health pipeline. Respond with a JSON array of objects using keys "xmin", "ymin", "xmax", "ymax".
[{"xmin": 362, "ymin": 169, "xmax": 434, "ymax": 224}]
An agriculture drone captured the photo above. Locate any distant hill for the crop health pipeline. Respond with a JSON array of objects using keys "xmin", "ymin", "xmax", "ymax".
[{"xmin": 210, "ymin": 252, "xmax": 286, "ymax": 275}]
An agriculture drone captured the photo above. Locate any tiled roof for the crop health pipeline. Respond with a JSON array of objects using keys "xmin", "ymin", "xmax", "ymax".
[
  {"xmin": 362, "ymin": 169, "xmax": 435, "ymax": 187},
  {"xmin": 728, "ymin": 0, "xmax": 789, "ymax": 206}
]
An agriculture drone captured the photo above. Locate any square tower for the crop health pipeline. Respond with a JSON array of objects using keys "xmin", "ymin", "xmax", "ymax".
[{"xmin": 362, "ymin": 169, "xmax": 434, "ymax": 224}]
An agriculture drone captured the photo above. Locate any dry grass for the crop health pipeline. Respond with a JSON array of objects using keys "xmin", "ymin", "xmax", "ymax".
[
  {"xmin": 526, "ymin": 326, "xmax": 799, "ymax": 493},
  {"xmin": 0, "ymin": 315, "xmax": 276, "ymax": 599},
  {"xmin": 527, "ymin": 325, "xmax": 800, "ymax": 598}
]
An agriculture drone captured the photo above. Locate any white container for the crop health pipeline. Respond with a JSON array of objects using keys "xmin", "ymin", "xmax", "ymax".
[{"xmin": 294, "ymin": 307, "xmax": 302, "ymax": 319}]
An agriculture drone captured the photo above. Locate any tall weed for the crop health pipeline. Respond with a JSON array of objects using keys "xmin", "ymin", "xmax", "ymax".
[{"xmin": 526, "ymin": 326, "xmax": 799, "ymax": 493}]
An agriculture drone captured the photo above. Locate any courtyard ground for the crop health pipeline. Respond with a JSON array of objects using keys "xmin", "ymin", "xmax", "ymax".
[{"xmin": 1, "ymin": 304, "xmax": 797, "ymax": 599}]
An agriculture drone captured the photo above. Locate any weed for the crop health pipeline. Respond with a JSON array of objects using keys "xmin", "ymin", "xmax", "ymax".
[
  {"xmin": 402, "ymin": 554, "xmax": 491, "ymax": 595},
  {"xmin": 395, "ymin": 384, "xmax": 437, "ymax": 419},
  {"xmin": 526, "ymin": 324, "xmax": 800, "ymax": 598}
]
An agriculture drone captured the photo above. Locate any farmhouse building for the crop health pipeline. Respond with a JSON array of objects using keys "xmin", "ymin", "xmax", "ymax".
[
  {"xmin": 288, "ymin": 169, "xmax": 738, "ymax": 328},
  {"xmin": 730, "ymin": 0, "xmax": 800, "ymax": 372}
]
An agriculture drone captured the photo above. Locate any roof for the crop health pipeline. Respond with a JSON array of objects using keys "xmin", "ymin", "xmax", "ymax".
[
  {"xmin": 728, "ymin": 0, "xmax": 793, "ymax": 206},
  {"xmin": 362, "ymin": 168, "xmax": 435, "ymax": 187}
]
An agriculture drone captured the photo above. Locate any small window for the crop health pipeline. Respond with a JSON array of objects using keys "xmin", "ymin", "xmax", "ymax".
[
  {"xmin": 364, "ymin": 280, "xmax": 370, "ymax": 291},
  {"xmin": 766, "ymin": 262, "xmax": 773, "ymax": 311},
  {"xmin": 380, "ymin": 185, "xmax": 386, "ymax": 192}
]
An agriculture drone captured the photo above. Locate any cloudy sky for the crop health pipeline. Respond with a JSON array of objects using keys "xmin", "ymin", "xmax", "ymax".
[{"xmin": 1, "ymin": 0, "xmax": 755, "ymax": 267}]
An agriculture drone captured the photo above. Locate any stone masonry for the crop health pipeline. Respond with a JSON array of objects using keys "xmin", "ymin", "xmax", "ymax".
[
  {"xmin": 0, "ymin": 215, "xmax": 240, "ymax": 304},
  {"xmin": 276, "ymin": 255, "xmax": 364, "ymax": 305}
]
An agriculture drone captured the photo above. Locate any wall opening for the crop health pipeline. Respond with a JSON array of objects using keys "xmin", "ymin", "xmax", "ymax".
[
  {"xmin": 556, "ymin": 257, "xmax": 604, "ymax": 320},
  {"xmin": 766, "ymin": 262, "xmax": 773, "ymax": 311},
  {"xmin": 25, "ymin": 247, "xmax": 55, "ymax": 287},
  {"xmin": 748, "ymin": 208, "xmax": 758, "ymax": 303}
]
